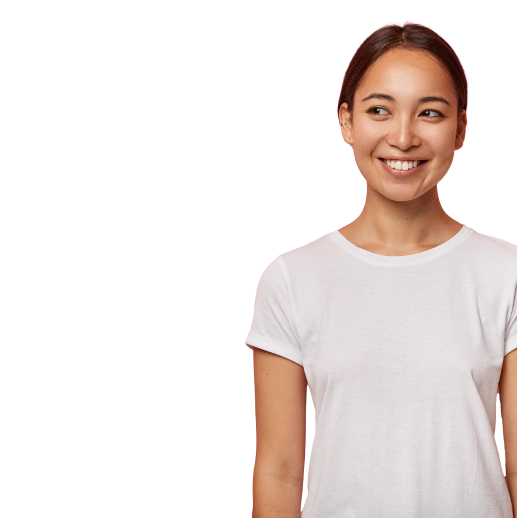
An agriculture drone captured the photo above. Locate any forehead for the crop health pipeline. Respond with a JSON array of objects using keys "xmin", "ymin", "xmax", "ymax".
[{"xmin": 357, "ymin": 48, "xmax": 457, "ymax": 105}]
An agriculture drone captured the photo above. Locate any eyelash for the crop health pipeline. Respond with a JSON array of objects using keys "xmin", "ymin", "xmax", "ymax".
[{"xmin": 367, "ymin": 107, "xmax": 444, "ymax": 118}]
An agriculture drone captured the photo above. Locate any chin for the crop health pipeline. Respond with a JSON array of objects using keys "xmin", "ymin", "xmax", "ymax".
[{"xmin": 371, "ymin": 180, "xmax": 428, "ymax": 202}]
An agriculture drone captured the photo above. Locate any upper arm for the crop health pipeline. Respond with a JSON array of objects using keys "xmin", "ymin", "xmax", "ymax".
[
  {"xmin": 251, "ymin": 346, "xmax": 307, "ymax": 483},
  {"xmin": 499, "ymin": 348, "xmax": 517, "ymax": 476}
]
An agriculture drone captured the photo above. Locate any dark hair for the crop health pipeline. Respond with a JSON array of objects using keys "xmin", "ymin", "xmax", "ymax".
[{"xmin": 337, "ymin": 22, "xmax": 467, "ymax": 118}]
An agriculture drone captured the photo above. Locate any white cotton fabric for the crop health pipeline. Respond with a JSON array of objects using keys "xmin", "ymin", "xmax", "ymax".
[{"xmin": 245, "ymin": 224, "xmax": 517, "ymax": 518}]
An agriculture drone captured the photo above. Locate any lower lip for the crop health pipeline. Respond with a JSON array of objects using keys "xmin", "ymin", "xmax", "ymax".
[{"xmin": 378, "ymin": 158, "xmax": 428, "ymax": 177}]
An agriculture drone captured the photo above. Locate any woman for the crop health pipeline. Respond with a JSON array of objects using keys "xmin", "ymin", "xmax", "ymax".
[{"xmin": 245, "ymin": 22, "xmax": 517, "ymax": 517}]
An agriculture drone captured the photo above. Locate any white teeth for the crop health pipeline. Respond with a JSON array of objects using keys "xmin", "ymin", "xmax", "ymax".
[{"xmin": 382, "ymin": 159, "xmax": 422, "ymax": 169}]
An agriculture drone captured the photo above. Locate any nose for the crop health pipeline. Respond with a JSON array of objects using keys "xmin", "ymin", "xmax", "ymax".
[{"xmin": 385, "ymin": 116, "xmax": 422, "ymax": 150}]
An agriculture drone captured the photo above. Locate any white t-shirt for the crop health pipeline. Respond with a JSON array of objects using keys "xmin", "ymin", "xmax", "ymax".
[{"xmin": 245, "ymin": 224, "xmax": 517, "ymax": 517}]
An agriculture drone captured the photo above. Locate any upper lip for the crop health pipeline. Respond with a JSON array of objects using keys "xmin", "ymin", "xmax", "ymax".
[{"xmin": 379, "ymin": 157, "xmax": 428, "ymax": 161}]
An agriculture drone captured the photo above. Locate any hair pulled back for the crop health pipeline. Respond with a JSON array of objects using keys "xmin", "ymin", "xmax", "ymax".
[{"xmin": 337, "ymin": 22, "xmax": 467, "ymax": 118}]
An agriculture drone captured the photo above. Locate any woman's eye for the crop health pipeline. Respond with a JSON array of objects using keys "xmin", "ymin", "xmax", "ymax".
[
  {"xmin": 368, "ymin": 107, "xmax": 389, "ymax": 116},
  {"xmin": 421, "ymin": 109, "xmax": 443, "ymax": 118}
]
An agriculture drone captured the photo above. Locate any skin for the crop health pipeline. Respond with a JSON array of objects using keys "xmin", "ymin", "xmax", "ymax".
[{"xmin": 338, "ymin": 46, "xmax": 466, "ymax": 253}]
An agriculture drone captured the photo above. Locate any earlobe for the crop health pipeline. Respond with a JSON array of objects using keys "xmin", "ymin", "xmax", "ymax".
[
  {"xmin": 338, "ymin": 102, "xmax": 354, "ymax": 145},
  {"xmin": 339, "ymin": 103, "xmax": 353, "ymax": 147},
  {"xmin": 455, "ymin": 110, "xmax": 467, "ymax": 150},
  {"xmin": 340, "ymin": 123, "xmax": 353, "ymax": 144}
]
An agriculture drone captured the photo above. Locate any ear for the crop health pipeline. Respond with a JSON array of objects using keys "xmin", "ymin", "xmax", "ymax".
[
  {"xmin": 338, "ymin": 102, "xmax": 354, "ymax": 146},
  {"xmin": 455, "ymin": 109, "xmax": 467, "ymax": 150}
]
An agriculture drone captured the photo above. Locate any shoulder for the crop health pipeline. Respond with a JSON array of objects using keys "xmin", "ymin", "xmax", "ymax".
[{"xmin": 467, "ymin": 227, "xmax": 517, "ymax": 265}]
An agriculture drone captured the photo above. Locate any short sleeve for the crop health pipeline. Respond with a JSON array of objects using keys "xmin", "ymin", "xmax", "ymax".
[
  {"xmin": 245, "ymin": 256, "xmax": 303, "ymax": 366},
  {"xmin": 505, "ymin": 283, "xmax": 517, "ymax": 356}
]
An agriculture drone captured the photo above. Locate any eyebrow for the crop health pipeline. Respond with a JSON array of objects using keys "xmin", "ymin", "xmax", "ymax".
[{"xmin": 361, "ymin": 93, "xmax": 451, "ymax": 106}]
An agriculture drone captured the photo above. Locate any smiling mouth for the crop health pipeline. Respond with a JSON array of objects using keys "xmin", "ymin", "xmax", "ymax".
[{"xmin": 378, "ymin": 158, "xmax": 428, "ymax": 171}]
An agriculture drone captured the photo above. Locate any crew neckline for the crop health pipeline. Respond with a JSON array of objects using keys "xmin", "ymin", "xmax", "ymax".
[{"xmin": 329, "ymin": 224, "xmax": 474, "ymax": 266}]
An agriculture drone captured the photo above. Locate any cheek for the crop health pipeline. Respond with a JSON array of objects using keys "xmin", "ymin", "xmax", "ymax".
[
  {"xmin": 425, "ymin": 124, "xmax": 457, "ymax": 159},
  {"xmin": 353, "ymin": 122, "xmax": 382, "ymax": 152}
]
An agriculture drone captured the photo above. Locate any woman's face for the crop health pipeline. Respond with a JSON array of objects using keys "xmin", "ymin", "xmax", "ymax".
[{"xmin": 339, "ymin": 47, "xmax": 467, "ymax": 202}]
